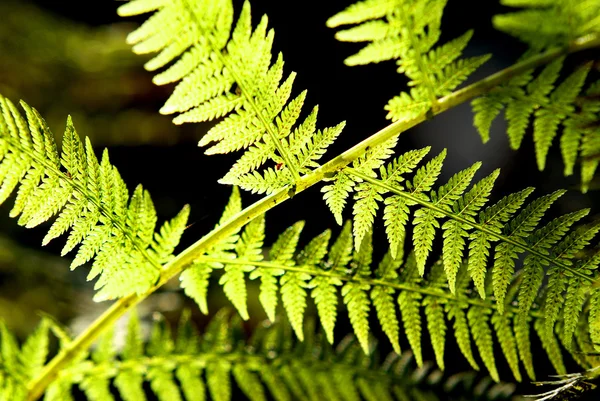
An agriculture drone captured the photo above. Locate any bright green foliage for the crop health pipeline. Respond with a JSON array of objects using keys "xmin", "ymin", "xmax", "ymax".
[
  {"xmin": 328, "ymin": 0, "xmax": 490, "ymax": 122},
  {"xmin": 471, "ymin": 58, "xmax": 600, "ymax": 191},
  {"xmin": 282, "ymin": 229, "xmax": 331, "ymax": 341},
  {"xmin": 323, "ymin": 147, "xmax": 600, "ymax": 318},
  {"xmin": 371, "ymin": 250, "xmax": 403, "ymax": 354},
  {"xmin": 221, "ymin": 214, "xmax": 265, "ymax": 320},
  {"xmin": 309, "ymin": 221, "xmax": 353, "ymax": 343},
  {"xmin": 0, "ymin": 310, "xmax": 516, "ymax": 401},
  {"xmin": 193, "ymin": 224, "xmax": 600, "ymax": 382},
  {"xmin": 251, "ymin": 221, "xmax": 304, "ymax": 321},
  {"xmin": 422, "ymin": 260, "xmax": 449, "ymax": 370},
  {"xmin": 0, "ymin": 95, "xmax": 189, "ymax": 301},
  {"xmin": 342, "ymin": 230, "xmax": 373, "ymax": 354},
  {"xmin": 492, "ymin": 190, "xmax": 567, "ymax": 313},
  {"xmin": 119, "ymin": 0, "xmax": 345, "ymax": 194},
  {"xmin": 494, "ymin": 0, "xmax": 600, "ymax": 50}
]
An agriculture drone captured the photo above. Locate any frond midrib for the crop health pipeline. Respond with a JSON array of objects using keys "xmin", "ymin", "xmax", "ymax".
[
  {"xmin": 347, "ymin": 167, "xmax": 593, "ymax": 283},
  {"xmin": 196, "ymin": 255, "xmax": 543, "ymax": 318},
  {"xmin": 179, "ymin": 0, "xmax": 301, "ymax": 181},
  {"xmin": 2, "ymin": 134, "xmax": 162, "ymax": 271}
]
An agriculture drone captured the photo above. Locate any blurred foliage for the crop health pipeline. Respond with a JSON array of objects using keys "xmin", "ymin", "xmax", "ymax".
[
  {"xmin": 0, "ymin": 0, "xmax": 201, "ymax": 146},
  {"xmin": 0, "ymin": 234, "xmax": 81, "ymax": 339}
]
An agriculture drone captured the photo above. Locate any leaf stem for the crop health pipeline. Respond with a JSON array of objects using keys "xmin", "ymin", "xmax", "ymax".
[
  {"xmin": 26, "ymin": 32, "xmax": 600, "ymax": 400},
  {"xmin": 195, "ymin": 255, "xmax": 539, "ymax": 317}
]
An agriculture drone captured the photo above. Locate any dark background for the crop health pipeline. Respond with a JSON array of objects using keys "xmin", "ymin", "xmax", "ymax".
[{"xmin": 1, "ymin": 0, "xmax": 599, "ymax": 399}]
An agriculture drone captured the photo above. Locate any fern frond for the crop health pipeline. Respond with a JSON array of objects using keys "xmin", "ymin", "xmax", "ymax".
[
  {"xmin": 471, "ymin": 54, "xmax": 600, "ymax": 189},
  {"xmin": 328, "ymin": 143, "xmax": 599, "ymax": 311},
  {"xmin": 332, "ymin": 148, "xmax": 569, "ymax": 299},
  {"xmin": 2, "ymin": 309, "xmax": 517, "ymax": 401},
  {"xmin": 310, "ymin": 143, "xmax": 600, "ymax": 379},
  {"xmin": 0, "ymin": 95, "xmax": 189, "ymax": 301},
  {"xmin": 187, "ymin": 195, "xmax": 600, "ymax": 383},
  {"xmin": 494, "ymin": 0, "xmax": 600, "ymax": 50},
  {"xmin": 329, "ymin": 0, "xmax": 490, "ymax": 122},
  {"xmin": 119, "ymin": 0, "xmax": 345, "ymax": 193}
]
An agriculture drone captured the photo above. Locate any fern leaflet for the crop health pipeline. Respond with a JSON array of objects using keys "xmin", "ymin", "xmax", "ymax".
[
  {"xmin": 0, "ymin": 95, "xmax": 189, "ymax": 301},
  {"xmin": 493, "ymin": 0, "xmax": 600, "ymax": 50},
  {"xmin": 328, "ymin": 0, "xmax": 490, "ymax": 122},
  {"xmin": 118, "ymin": 0, "xmax": 345, "ymax": 194},
  {"xmin": 472, "ymin": 58, "xmax": 600, "ymax": 191}
]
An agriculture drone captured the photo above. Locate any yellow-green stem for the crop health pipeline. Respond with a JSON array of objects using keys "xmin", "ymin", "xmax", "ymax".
[{"xmin": 26, "ymin": 32, "xmax": 600, "ymax": 400}]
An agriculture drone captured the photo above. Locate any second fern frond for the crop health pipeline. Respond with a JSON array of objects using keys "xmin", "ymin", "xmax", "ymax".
[{"xmin": 328, "ymin": 0, "xmax": 490, "ymax": 122}]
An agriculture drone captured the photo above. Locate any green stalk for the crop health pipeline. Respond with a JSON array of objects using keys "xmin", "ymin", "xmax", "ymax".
[
  {"xmin": 26, "ymin": 32, "xmax": 600, "ymax": 400},
  {"xmin": 195, "ymin": 255, "xmax": 539, "ymax": 317}
]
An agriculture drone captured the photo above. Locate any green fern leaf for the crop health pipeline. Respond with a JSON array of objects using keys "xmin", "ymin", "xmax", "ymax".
[
  {"xmin": 561, "ymin": 276, "xmax": 588, "ymax": 348},
  {"xmin": 120, "ymin": 0, "xmax": 345, "ymax": 190},
  {"xmin": 542, "ymin": 222, "xmax": 600, "ymax": 340},
  {"xmin": 384, "ymin": 149, "xmax": 446, "ymax": 260},
  {"xmin": 180, "ymin": 263, "xmax": 214, "ymax": 315},
  {"xmin": 424, "ymin": 297, "xmax": 447, "ymax": 370},
  {"xmin": 398, "ymin": 255, "xmax": 423, "ymax": 366},
  {"xmin": 492, "ymin": 190, "xmax": 565, "ymax": 311},
  {"xmin": 180, "ymin": 185, "xmax": 243, "ymax": 316},
  {"xmin": 251, "ymin": 221, "xmax": 304, "ymax": 321},
  {"xmin": 322, "ymin": 172, "xmax": 356, "ymax": 226},
  {"xmin": 18, "ymin": 319, "xmax": 49, "ymax": 379},
  {"xmin": 282, "ymin": 230, "xmax": 331, "ymax": 340},
  {"xmin": 443, "ymin": 169, "xmax": 499, "ymax": 292},
  {"xmin": 534, "ymin": 63, "xmax": 591, "ymax": 170},
  {"xmin": 221, "ymin": 215, "xmax": 265, "ymax": 320},
  {"xmin": 590, "ymin": 291, "xmax": 600, "ymax": 348},
  {"xmin": 233, "ymin": 365, "xmax": 267, "ymax": 401},
  {"xmin": 326, "ymin": 0, "xmax": 398, "ymax": 28},
  {"xmin": 342, "ymin": 230, "xmax": 373, "ymax": 354},
  {"xmin": 330, "ymin": 0, "xmax": 488, "ymax": 122},
  {"xmin": 413, "ymin": 162, "xmax": 481, "ymax": 274},
  {"xmin": 372, "ymin": 251, "xmax": 402, "ymax": 353},
  {"xmin": 491, "ymin": 313, "xmax": 522, "ymax": 382},
  {"xmin": 472, "ymin": 91, "xmax": 511, "ymax": 143},
  {"xmin": 447, "ymin": 304, "xmax": 479, "ymax": 371},
  {"xmin": 115, "ymin": 311, "xmax": 146, "ymax": 401},
  {"xmin": 468, "ymin": 306, "xmax": 499, "ymax": 382},
  {"xmin": 468, "ymin": 188, "xmax": 534, "ymax": 298},
  {"xmin": 534, "ymin": 318, "xmax": 566, "ymax": 375},
  {"xmin": 309, "ymin": 222, "xmax": 352, "ymax": 343},
  {"xmin": 207, "ymin": 362, "xmax": 231, "ymax": 401},
  {"xmin": 506, "ymin": 58, "xmax": 562, "ymax": 149},
  {"xmin": 471, "ymin": 56, "xmax": 598, "ymax": 185}
]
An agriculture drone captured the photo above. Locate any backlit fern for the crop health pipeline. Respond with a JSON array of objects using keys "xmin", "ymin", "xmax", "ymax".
[
  {"xmin": 0, "ymin": 310, "xmax": 516, "ymax": 401},
  {"xmin": 2, "ymin": 0, "xmax": 600, "ymax": 399},
  {"xmin": 327, "ymin": 0, "xmax": 490, "ymax": 122},
  {"xmin": 179, "ymin": 188, "xmax": 600, "ymax": 383},
  {"xmin": 321, "ymin": 145, "xmax": 600, "ymax": 314},
  {"xmin": 118, "ymin": 0, "xmax": 345, "ymax": 194},
  {"xmin": 493, "ymin": 0, "xmax": 600, "ymax": 50},
  {"xmin": 0, "ymin": 95, "xmax": 189, "ymax": 301},
  {"xmin": 472, "ymin": 58, "xmax": 600, "ymax": 192}
]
